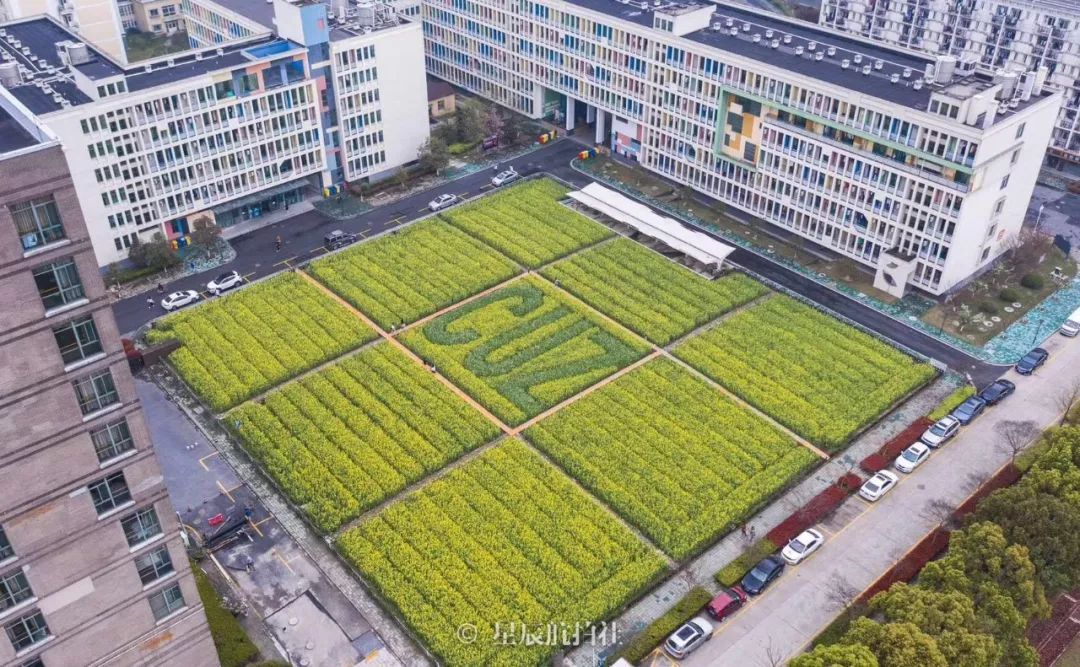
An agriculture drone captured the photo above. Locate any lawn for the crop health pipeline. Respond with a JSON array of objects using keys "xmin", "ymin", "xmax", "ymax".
[
  {"xmin": 541, "ymin": 237, "xmax": 768, "ymax": 345},
  {"xmin": 526, "ymin": 358, "xmax": 817, "ymax": 559},
  {"xmin": 147, "ymin": 273, "xmax": 374, "ymax": 411},
  {"xmin": 443, "ymin": 178, "xmax": 613, "ymax": 268},
  {"xmin": 401, "ymin": 276, "xmax": 651, "ymax": 426},
  {"xmin": 674, "ymin": 296, "xmax": 935, "ymax": 450},
  {"xmin": 336, "ymin": 439, "xmax": 666, "ymax": 667},
  {"xmin": 230, "ymin": 343, "xmax": 500, "ymax": 532},
  {"xmin": 308, "ymin": 220, "xmax": 520, "ymax": 329}
]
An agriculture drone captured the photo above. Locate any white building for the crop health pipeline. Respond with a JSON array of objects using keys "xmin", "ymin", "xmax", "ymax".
[
  {"xmin": 819, "ymin": 0, "xmax": 1080, "ymax": 169},
  {"xmin": 0, "ymin": 0, "xmax": 126, "ymax": 61},
  {"xmin": 423, "ymin": 0, "xmax": 1062, "ymax": 295}
]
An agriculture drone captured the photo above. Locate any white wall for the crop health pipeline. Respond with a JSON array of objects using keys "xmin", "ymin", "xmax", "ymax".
[{"xmin": 369, "ymin": 22, "xmax": 429, "ymax": 173}]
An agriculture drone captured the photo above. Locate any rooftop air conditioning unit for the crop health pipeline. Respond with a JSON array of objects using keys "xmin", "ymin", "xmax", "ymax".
[
  {"xmin": 890, "ymin": 73, "xmax": 900, "ymax": 83},
  {"xmin": 725, "ymin": 18, "xmax": 733, "ymax": 27},
  {"xmin": 808, "ymin": 41, "xmax": 816, "ymax": 50},
  {"xmin": 861, "ymin": 64, "xmax": 871, "ymax": 74},
  {"xmin": 853, "ymin": 53, "xmax": 862, "ymax": 64},
  {"xmin": 752, "ymin": 33, "xmax": 761, "ymax": 43},
  {"xmin": 742, "ymin": 22, "xmax": 750, "ymax": 31},
  {"xmin": 902, "ymin": 67, "xmax": 912, "ymax": 78},
  {"xmin": 144, "ymin": 64, "xmax": 152, "ymax": 73},
  {"xmin": 729, "ymin": 26, "xmax": 738, "ymax": 35},
  {"xmin": 913, "ymin": 79, "xmax": 924, "ymax": 90},
  {"xmin": 795, "ymin": 45, "xmax": 804, "ymax": 55},
  {"xmin": 874, "ymin": 59, "xmax": 883, "ymax": 70},
  {"xmin": 771, "ymin": 39, "xmax": 779, "ymax": 48},
  {"xmin": 841, "ymin": 58, "xmax": 850, "ymax": 68},
  {"xmin": 765, "ymin": 29, "xmax": 773, "ymax": 38},
  {"xmin": 815, "ymin": 51, "xmax": 825, "ymax": 61},
  {"xmin": 783, "ymin": 34, "xmax": 791, "ymax": 44},
  {"xmin": 827, "ymin": 46, "xmax": 836, "ymax": 56}
]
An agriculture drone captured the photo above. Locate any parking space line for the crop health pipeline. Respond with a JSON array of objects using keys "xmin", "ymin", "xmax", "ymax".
[
  {"xmin": 480, "ymin": 184, "xmax": 494, "ymax": 191},
  {"xmin": 358, "ymin": 227, "xmax": 372, "ymax": 237},
  {"xmin": 216, "ymin": 480, "xmax": 240, "ymax": 503},
  {"xmin": 198, "ymin": 451, "xmax": 219, "ymax": 471},
  {"xmin": 416, "ymin": 207, "xmax": 428, "ymax": 213},
  {"xmin": 272, "ymin": 549, "xmax": 296, "ymax": 574},
  {"xmin": 241, "ymin": 272, "xmax": 256, "ymax": 281},
  {"xmin": 310, "ymin": 246, "xmax": 327, "ymax": 255},
  {"xmin": 247, "ymin": 518, "xmax": 264, "ymax": 538},
  {"xmin": 272, "ymin": 256, "xmax": 296, "ymax": 268}
]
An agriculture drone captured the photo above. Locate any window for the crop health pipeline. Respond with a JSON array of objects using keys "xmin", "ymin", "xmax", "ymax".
[
  {"xmin": 148, "ymin": 584, "xmax": 185, "ymax": 620},
  {"xmin": 88, "ymin": 472, "xmax": 132, "ymax": 515},
  {"xmin": 148, "ymin": 7, "xmax": 158, "ymax": 16},
  {"xmin": 20, "ymin": 657, "xmax": 44, "ymax": 667},
  {"xmin": 53, "ymin": 316, "xmax": 103, "ymax": 365},
  {"xmin": 73, "ymin": 370, "xmax": 119, "ymax": 415},
  {"xmin": 32, "ymin": 259, "xmax": 84, "ymax": 311},
  {"xmin": 994, "ymin": 198, "xmax": 1006, "ymax": 215},
  {"xmin": 5, "ymin": 610, "xmax": 49, "ymax": 651},
  {"xmin": 0, "ymin": 571, "xmax": 33, "ymax": 612},
  {"xmin": 1016, "ymin": 122, "xmax": 1026, "ymax": 138},
  {"xmin": 135, "ymin": 546, "xmax": 174, "ymax": 585},
  {"xmin": 91, "ymin": 419, "xmax": 135, "ymax": 463},
  {"xmin": 0, "ymin": 528, "xmax": 12, "ymax": 561},
  {"xmin": 981, "ymin": 247, "xmax": 991, "ymax": 261},
  {"xmin": 1000, "ymin": 175, "xmax": 1010, "ymax": 189},
  {"xmin": 1011, "ymin": 149, "xmax": 1021, "ymax": 165},
  {"xmin": 11, "ymin": 197, "xmax": 64, "ymax": 252},
  {"xmin": 121, "ymin": 508, "xmax": 162, "ymax": 547}
]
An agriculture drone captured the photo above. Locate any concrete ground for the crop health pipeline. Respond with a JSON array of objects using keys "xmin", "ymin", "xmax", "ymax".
[{"xmin": 1028, "ymin": 185, "xmax": 1080, "ymax": 258}]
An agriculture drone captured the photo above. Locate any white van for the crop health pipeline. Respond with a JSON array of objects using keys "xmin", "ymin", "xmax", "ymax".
[{"xmin": 1061, "ymin": 306, "xmax": 1080, "ymax": 337}]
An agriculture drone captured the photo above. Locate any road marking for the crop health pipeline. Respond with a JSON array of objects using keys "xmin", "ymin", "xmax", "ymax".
[
  {"xmin": 247, "ymin": 518, "xmax": 264, "ymax": 538},
  {"xmin": 416, "ymin": 207, "xmax": 428, "ymax": 213},
  {"xmin": 273, "ymin": 256, "xmax": 296, "ymax": 268},
  {"xmin": 358, "ymin": 227, "xmax": 372, "ymax": 237},
  {"xmin": 241, "ymin": 272, "xmax": 255, "ymax": 282},
  {"xmin": 309, "ymin": 246, "xmax": 327, "ymax": 255},
  {"xmin": 480, "ymin": 184, "xmax": 494, "ymax": 191},
  {"xmin": 216, "ymin": 480, "xmax": 240, "ymax": 503},
  {"xmin": 272, "ymin": 549, "xmax": 296, "ymax": 574},
  {"xmin": 198, "ymin": 451, "xmax": 219, "ymax": 471}
]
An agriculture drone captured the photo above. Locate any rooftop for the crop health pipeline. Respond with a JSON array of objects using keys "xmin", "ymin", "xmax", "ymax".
[
  {"xmin": 0, "ymin": 87, "xmax": 55, "ymax": 155},
  {"xmin": 124, "ymin": 42, "xmax": 271, "ymax": 92},
  {"xmin": 204, "ymin": 0, "xmax": 277, "ymax": 30},
  {"xmin": 426, "ymin": 76, "xmax": 454, "ymax": 101},
  {"xmin": 0, "ymin": 105, "xmax": 38, "ymax": 153}
]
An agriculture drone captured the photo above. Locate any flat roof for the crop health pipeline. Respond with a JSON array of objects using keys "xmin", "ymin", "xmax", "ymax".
[
  {"xmin": 1, "ymin": 18, "xmax": 122, "ymax": 79},
  {"xmin": 0, "ymin": 105, "xmax": 38, "ymax": 153},
  {"xmin": 124, "ymin": 44, "xmax": 265, "ymax": 92},
  {"xmin": 205, "ymin": 0, "xmax": 277, "ymax": 30}
]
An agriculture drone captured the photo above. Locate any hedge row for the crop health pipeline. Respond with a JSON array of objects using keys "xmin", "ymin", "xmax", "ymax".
[
  {"xmin": 609, "ymin": 586, "xmax": 713, "ymax": 665},
  {"xmin": 859, "ymin": 417, "xmax": 933, "ymax": 473},
  {"xmin": 766, "ymin": 473, "xmax": 863, "ymax": 546},
  {"xmin": 715, "ymin": 538, "xmax": 780, "ymax": 588},
  {"xmin": 856, "ymin": 527, "xmax": 950, "ymax": 604},
  {"xmin": 928, "ymin": 385, "xmax": 976, "ymax": 422}
]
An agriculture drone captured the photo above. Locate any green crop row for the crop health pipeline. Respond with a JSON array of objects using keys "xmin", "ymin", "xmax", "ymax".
[{"xmin": 336, "ymin": 439, "xmax": 666, "ymax": 667}]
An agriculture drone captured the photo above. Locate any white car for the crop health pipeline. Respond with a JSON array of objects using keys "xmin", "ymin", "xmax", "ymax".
[
  {"xmin": 491, "ymin": 168, "xmax": 519, "ymax": 187},
  {"xmin": 894, "ymin": 442, "xmax": 931, "ymax": 474},
  {"xmin": 781, "ymin": 528, "xmax": 825, "ymax": 565},
  {"xmin": 664, "ymin": 617, "xmax": 713, "ymax": 659},
  {"xmin": 161, "ymin": 290, "xmax": 200, "ymax": 311},
  {"xmin": 428, "ymin": 193, "xmax": 459, "ymax": 212},
  {"xmin": 858, "ymin": 470, "xmax": 899, "ymax": 502},
  {"xmin": 206, "ymin": 270, "xmax": 242, "ymax": 295},
  {"xmin": 920, "ymin": 415, "xmax": 960, "ymax": 448}
]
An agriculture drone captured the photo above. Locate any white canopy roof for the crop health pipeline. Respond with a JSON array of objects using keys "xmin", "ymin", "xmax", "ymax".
[{"xmin": 567, "ymin": 183, "xmax": 735, "ymax": 268}]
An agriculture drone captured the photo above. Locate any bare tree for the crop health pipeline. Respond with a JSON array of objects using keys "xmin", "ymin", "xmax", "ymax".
[
  {"xmin": 1004, "ymin": 229, "xmax": 1054, "ymax": 272},
  {"xmin": 963, "ymin": 469, "xmax": 990, "ymax": 495},
  {"xmin": 824, "ymin": 571, "xmax": 859, "ymax": 612},
  {"xmin": 761, "ymin": 639, "xmax": 786, "ymax": 667},
  {"xmin": 921, "ymin": 497, "xmax": 958, "ymax": 530},
  {"xmin": 995, "ymin": 419, "xmax": 1039, "ymax": 462},
  {"xmin": 1053, "ymin": 378, "xmax": 1080, "ymax": 425}
]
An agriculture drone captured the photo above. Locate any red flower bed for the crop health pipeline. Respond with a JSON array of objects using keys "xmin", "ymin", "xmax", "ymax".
[
  {"xmin": 954, "ymin": 463, "xmax": 1021, "ymax": 517},
  {"xmin": 879, "ymin": 418, "xmax": 933, "ymax": 459},
  {"xmin": 858, "ymin": 527, "xmax": 950, "ymax": 603},
  {"xmin": 766, "ymin": 474, "xmax": 864, "ymax": 545},
  {"xmin": 859, "ymin": 453, "xmax": 889, "ymax": 474}
]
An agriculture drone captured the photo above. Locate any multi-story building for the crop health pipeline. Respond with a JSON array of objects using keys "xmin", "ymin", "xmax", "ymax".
[
  {"xmin": 0, "ymin": 87, "xmax": 217, "ymax": 667},
  {"xmin": 0, "ymin": 0, "xmax": 428, "ymax": 268},
  {"xmin": 0, "ymin": 0, "xmax": 126, "ymax": 61},
  {"xmin": 819, "ymin": 0, "xmax": 1080, "ymax": 169},
  {"xmin": 423, "ymin": 0, "xmax": 1061, "ymax": 295},
  {"xmin": 132, "ymin": 0, "xmax": 183, "ymax": 35}
]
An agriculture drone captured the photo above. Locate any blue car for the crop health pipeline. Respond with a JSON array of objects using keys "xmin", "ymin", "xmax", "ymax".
[
  {"xmin": 951, "ymin": 396, "xmax": 987, "ymax": 425},
  {"xmin": 1015, "ymin": 348, "xmax": 1048, "ymax": 375}
]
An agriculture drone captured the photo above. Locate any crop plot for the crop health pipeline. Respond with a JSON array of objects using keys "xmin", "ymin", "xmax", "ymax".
[
  {"xmin": 541, "ymin": 238, "xmax": 768, "ymax": 345},
  {"xmin": 147, "ymin": 273, "xmax": 374, "ymax": 411},
  {"xmin": 230, "ymin": 343, "xmax": 500, "ymax": 532},
  {"xmin": 401, "ymin": 276, "xmax": 651, "ymax": 426},
  {"xmin": 526, "ymin": 358, "xmax": 817, "ymax": 559},
  {"xmin": 674, "ymin": 296, "xmax": 936, "ymax": 450},
  {"xmin": 443, "ymin": 177, "xmax": 613, "ymax": 268},
  {"xmin": 336, "ymin": 439, "xmax": 666, "ymax": 667},
  {"xmin": 308, "ymin": 220, "xmax": 520, "ymax": 329}
]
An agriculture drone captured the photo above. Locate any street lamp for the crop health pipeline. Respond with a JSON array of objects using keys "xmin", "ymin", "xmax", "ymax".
[
  {"xmin": 1033, "ymin": 203, "xmax": 1046, "ymax": 234},
  {"xmin": 1032, "ymin": 318, "xmax": 1043, "ymax": 345}
]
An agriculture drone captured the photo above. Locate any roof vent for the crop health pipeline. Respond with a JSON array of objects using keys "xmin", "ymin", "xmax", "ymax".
[
  {"xmin": 195, "ymin": 51, "xmax": 203, "ymax": 60},
  {"xmin": 51, "ymin": 93, "xmax": 63, "ymax": 103},
  {"xmin": 827, "ymin": 46, "xmax": 836, "ymax": 56},
  {"xmin": 874, "ymin": 59, "xmax": 883, "ymax": 70},
  {"xmin": 795, "ymin": 45, "xmax": 804, "ymax": 55},
  {"xmin": 807, "ymin": 41, "xmax": 816, "ymax": 51},
  {"xmin": 0, "ymin": 61, "xmax": 20, "ymax": 88},
  {"xmin": 853, "ymin": 53, "xmax": 862, "ymax": 64},
  {"xmin": 815, "ymin": 52, "xmax": 824, "ymax": 61},
  {"xmin": 861, "ymin": 64, "xmax": 871, "ymax": 74},
  {"xmin": 216, "ymin": 48, "xmax": 224, "ymax": 55},
  {"xmin": 890, "ymin": 73, "xmax": 900, "ymax": 83},
  {"xmin": 144, "ymin": 64, "xmax": 152, "ymax": 73},
  {"xmin": 913, "ymin": 79, "xmax": 924, "ymax": 90},
  {"xmin": 841, "ymin": 58, "xmax": 850, "ymax": 69},
  {"xmin": 752, "ymin": 33, "xmax": 761, "ymax": 43}
]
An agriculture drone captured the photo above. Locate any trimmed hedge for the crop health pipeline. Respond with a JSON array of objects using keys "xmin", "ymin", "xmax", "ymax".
[
  {"xmin": 999, "ymin": 287, "xmax": 1021, "ymax": 302},
  {"xmin": 192, "ymin": 566, "xmax": 260, "ymax": 667},
  {"xmin": 928, "ymin": 385, "xmax": 976, "ymax": 422},
  {"xmin": 715, "ymin": 539, "xmax": 779, "ymax": 587},
  {"xmin": 1021, "ymin": 273, "xmax": 1045, "ymax": 290},
  {"xmin": 856, "ymin": 527, "xmax": 950, "ymax": 603},
  {"xmin": 859, "ymin": 453, "xmax": 889, "ymax": 474},
  {"xmin": 609, "ymin": 586, "xmax": 713, "ymax": 665},
  {"xmin": 878, "ymin": 418, "xmax": 934, "ymax": 461},
  {"xmin": 767, "ymin": 473, "xmax": 863, "ymax": 546}
]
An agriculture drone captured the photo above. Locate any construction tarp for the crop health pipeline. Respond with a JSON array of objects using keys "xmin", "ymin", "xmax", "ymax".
[{"xmin": 567, "ymin": 183, "xmax": 735, "ymax": 268}]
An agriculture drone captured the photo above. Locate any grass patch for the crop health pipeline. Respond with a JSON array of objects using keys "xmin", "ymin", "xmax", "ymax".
[
  {"xmin": 609, "ymin": 586, "xmax": 712, "ymax": 665},
  {"xmin": 192, "ymin": 565, "xmax": 260, "ymax": 667},
  {"xmin": 927, "ymin": 385, "xmax": 976, "ymax": 422},
  {"xmin": 715, "ymin": 538, "xmax": 780, "ymax": 587}
]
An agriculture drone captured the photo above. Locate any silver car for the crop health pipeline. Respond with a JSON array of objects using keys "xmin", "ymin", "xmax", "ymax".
[
  {"xmin": 427, "ymin": 193, "xmax": 459, "ymax": 212},
  {"xmin": 921, "ymin": 415, "xmax": 960, "ymax": 448},
  {"xmin": 664, "ymin": 617, "xmax": 713, "ymax": 659},
  {"xmin": 491, "ymin": 168, "xmax": 519, "ymax": 186},
  {"xmin": 160, "ymin": 290, "xmax": 200, "ymax": 311}
]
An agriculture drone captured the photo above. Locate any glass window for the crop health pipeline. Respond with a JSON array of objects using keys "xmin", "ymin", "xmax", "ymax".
[
  {"xmin": 5, "ymin": 610, "xmax": 49, "ymax": 651},
  {"xmin": 53, "ymin": 316, "xmax": 103, "ymax": 365},
  {"xmin": 11, "ymin": 198, "xmax": 64, "ymax": 252},
  {"xmin": 0, "ymin": 570, "xmax": 33, "ymax": 612},
  {"xmin": 91, "ymin": 419, "xmax": 135, "ymax": 463},
  {"xmin": 148, "ymin": 584, "xmax": 185, "ymax": 620},
  {"xmin": 135, "ymin": 546, "xmax": 174, "ymax": 585},
  {"xmin": 73, "ymin": 370, "xmax": 119, "ymax": 415},
  {"xmin": 88, "ymin": 472, "xmax": 132, "ymax": 515},
  {"xmin": 121, "ymin": 508, "xmax": 162, "ymax": 547},
  {"xmin": 20, "ymin": 657, "xmax": 44, "ymax": 667},
  {"xmin": 32, "ymin": 259, "xmax": 84, "ymax": 311},
  {"xmin": 0, "ymin": 528, "xmax": 12, "ymax": 561}
]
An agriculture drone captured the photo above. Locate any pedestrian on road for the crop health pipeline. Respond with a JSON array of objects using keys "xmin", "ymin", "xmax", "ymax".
[
  {"xmin": 146, "ymin": 296, "xmax": 155, "ymax": 310},
  {"xmin": 749, "ymin": 525, "xmax": 756, "ymax": 541},
  {"xmin": 275, "ymin": 235, "xmax": 282, "ymax": 252},
  {"xmin": 156, "ymin": 282, "xmax": 164, "ymax": 293},
  {"xmin": 244, "ymin": 555, "xmax": 254, "ymax": 573},
  {"xmin": 740, "ymin": 524, "xmax": 748, "ymax": 539}
]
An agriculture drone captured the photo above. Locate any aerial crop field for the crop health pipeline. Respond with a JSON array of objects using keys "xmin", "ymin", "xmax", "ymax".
[
  {"xmin": 526, "ymin": 358, "xmax": 817, "ymax": 558},
  {"xmin": 336, "ymin": 439, "xmax": 666, "ymax": 666},
  {"xmin": 541, "ymin": 238, "xmax": 768, "ymax": 345},
  {"xmin": 443, "ymin": 177, "xmax": 613, "ymax": 268},
  {"xmin": 146, "ymin": 273, "xmax": 374, "ymax": 411},
  {"xmin": 308, "ymin": 220, "xmax": 520, "ymax": 329},
  {"xmin": 674, "ymin": 296, "xmax": 936, "ymax": 450},
  {"xmin": 400, "ymin": 276, "xmax": 651, "ymax": 426}
]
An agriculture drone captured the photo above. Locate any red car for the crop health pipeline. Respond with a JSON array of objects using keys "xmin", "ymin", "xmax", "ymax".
[{"xmin": 706, "ymin": 587, "xmax": 747, "ymax": 621}]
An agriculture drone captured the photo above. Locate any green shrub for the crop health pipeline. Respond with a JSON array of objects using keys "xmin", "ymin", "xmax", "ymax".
[
  {"xmin": 977, "ymin": 301, "xmax": 998, "ymax": 315},
  {"xmin": 1021, "ymin": 273, "xmax": 1045, "ymax": 290},
  {"xmin": 610, "ymin": 587, "xmax": 713, "ymax": 665},
  {"xmin": 715, "ymin": 538, "xmax": 779, "ymax": 587},
  {"xmin": 928, "ymin": 386, "xmax": 976, "ymax": 422},
  {"xmin": 999, "ymin": 287, "xmax": 1021, "ymax": 302},
  {"xmin": 192, "ymin": 565, "xmax": 260, "ymax": 667},
  {"xmin": 447, "ymin": 141, "xmax": 476, "ymax": 155}
]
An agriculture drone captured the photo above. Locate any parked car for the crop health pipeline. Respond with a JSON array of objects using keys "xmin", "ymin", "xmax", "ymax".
[
  {"xmin": 324, "ymin": 229, "xmax": 358, "ymax": 250},
  {"xmin": 427, "ymin": 193, "xmax": 459, "ymax": 212},
  {"xmin": 161, "ymin": 290, "xmax": 200, "ymax": 311},
  {"xmin": 859, "ymin": 470, "xmax": 899, "ymax": 502},
  {"xmin": 1060, "ymin": 306, "xmax": 1080, "ymax": 337},
  {"xmin": 781, "ymin": 528, "xmax": 825, "ymax": 565},
  {"xmin": 739, "ymin": 554, "xmax": 785, "ymax": 595},
  {"xmin": 206, "ymin": 270, "xmax": 242, "ymax": 295},
  {"xmin": 706, "ymin": 587, "xmax": 747, "ymax": 621},
  {"xmin": 663, "ymin": 617, "xmax": 713, "ymax": 659},
  {"xmin": 1015, "ymin": 348, "xmax": 1049, "ymax": 375},
  {"xmin": 951, "ymin": 396, "xmax": 988, "ymax": 425},
  {"xmin": 894, "ymin": 442, "xmax": 931, "ymax": 474},
  {"xmin": 921, "ymin": 415, "xmax": 960, "ymax": 448},
  {"xmin": 491, "ymin": 167, "xmax": 519, "ymax": 187},
  {"xmin": 978, "ymin": 379, "xmax": 1016, "ymax": 405}
]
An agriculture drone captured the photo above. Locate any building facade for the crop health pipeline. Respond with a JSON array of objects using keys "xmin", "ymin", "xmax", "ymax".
[
  {"xmin": 0, "ymin": 88, "xmax": 217, "ymax": 667},
  {"xmin": 423, "ymin": 0, "xmax": 1061, "ymax": 295},
  {"xmin": 0, "ymin": 0, "xmax": 126, "ymax": 61},
  {"xmin": 819, "ymin": 0, "xmax": 1080, "ymax": 169},
  {"xmin": 131, "ymin": 0, "xmax": 183, "ymax": 35}
]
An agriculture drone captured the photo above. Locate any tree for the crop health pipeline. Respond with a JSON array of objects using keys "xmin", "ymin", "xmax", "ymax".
[
  {"xmin": 417, "ymin": 136, "xmax": 450, "ymax": 175},
  {"xmin": 920, "ymin": 497, "xmax": 958, "ymax": 530},
  {"xmin": 452, "ymin": 103, "xmax": 484, "ymax": 143},
  {"xmin": 482, "ymin": 106, "xmax": 503, "ymax": 138},
  {"xmin": 127, "ymin": 232, "xmax": 179, "ymax": 272},
  {"xmin": 790, "ymin": 643, "xmax": 879, "ymax": 667},
  {"xmin": 1053, "ymin": 378, "xmax": 1080, "ymax": 424},
  {"xmin": 994, "ymin": 420, "xmax": 1039, "ymax": 462},
  {"xmin": 824, "ymin": 571, "xmax": 859, "ymax": 612},
  {"xmin": 188, "ymin": 215, "xmax": 221, "ymax": 252},
  {"xmin": 1004, "ymin": 229, "xmax": 1054, "ymax": 272},
  {"xmin": 841, "ymin": 618, "xmax": 948, "ymax": 667},
  {"xmin": 393, "ymin": 166, "xmax": 410, "ymax": 191},
  {"xmin": 499, "ymin": 112, "xmax": 524, "ymax": 147}
]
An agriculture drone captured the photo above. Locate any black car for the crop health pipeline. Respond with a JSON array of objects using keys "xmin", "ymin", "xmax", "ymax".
[
  {"xmin": 951, "ymin": 396, "xmax": 987, "ymax": 425},
  {"xmin": 1015, "ymin": 348, "xmax": 1048, "ymax": 375},
  {"xmin": 739, "ymin": 555, "xmax": 785, "ymax": 596},
  {"xmin": 324, "ymin": 229, "xmax": 358, "ymax": 250},
  {"xmin": 978, "ymin": 379, "xmax": 1016, "ymax": 405}
]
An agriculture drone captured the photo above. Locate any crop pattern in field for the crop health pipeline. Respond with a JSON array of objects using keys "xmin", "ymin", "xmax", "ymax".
[
  {"xmin": 526, "ymin": 358, "xmax": 817, "ymax": 559},
  {"xmin": 230, "ymin": 343, "xmax": 500, "ymax": 532},
  {"xmin": 443, "ymin": 178, "xmax": 613, "ymax": 268},
  {"xmin": 674, "ymin": 296, "xmax": 936, "ymax": 450},
  {"xmin": 541, "ymin": 238, "xmax": 768, "ymax": 345},
  {"xmin": 308, "ymin": 220, "xmax": 520, "ymax": 329},
  {"xmin": 336, "ymin": 439, "xmax": 666, "ymax": 667},
  {"xmin": 401, "ymin": 276, "xmax": 651, "ymax": 426},
  {"xmin": 146, "ymin": 273, "xmax": 374, "ymax": 411}
]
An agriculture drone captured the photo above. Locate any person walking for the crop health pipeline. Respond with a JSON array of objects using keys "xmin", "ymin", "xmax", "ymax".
[
  {"xmin": 275, "ymin": 235, "xmax": 282, "ymax": 252},
  {"xmin": 146, "ymin": 296, "xmax": 155, "ymax": 310},
  {"xmin": 156, "ymin": 282, "xmax": 164, "ymax": 294}
]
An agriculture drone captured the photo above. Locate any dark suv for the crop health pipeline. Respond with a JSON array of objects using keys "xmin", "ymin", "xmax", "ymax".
[{"xmin": 324, "ymin": 229, "xmax": 358, "ymax": 250}]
